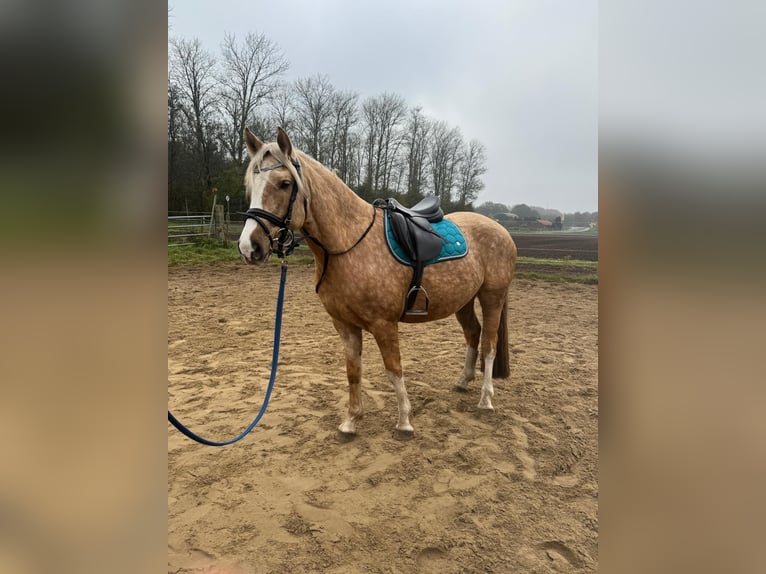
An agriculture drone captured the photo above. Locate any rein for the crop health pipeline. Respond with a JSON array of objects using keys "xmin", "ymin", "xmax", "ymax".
[{"xmin": 167, "ymin": 262, "xmax": 288, "ymax": 446}]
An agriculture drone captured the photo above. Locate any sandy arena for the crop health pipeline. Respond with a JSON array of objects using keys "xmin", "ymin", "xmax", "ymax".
[{"xmin": 168, "ymin": 263, "xmax": 598, "ymax": 573}]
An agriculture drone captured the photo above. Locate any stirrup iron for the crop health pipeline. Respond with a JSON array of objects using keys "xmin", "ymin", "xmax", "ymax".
[{"xmin": 405, "ymin": 285, "xmax": 430, "ymax": 316}]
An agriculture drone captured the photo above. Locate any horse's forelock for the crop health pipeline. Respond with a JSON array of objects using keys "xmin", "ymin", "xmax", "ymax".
[
  {"xmin": 244, "ymin": 144, "xmax": 284, "ymax": 200},
  {"xmin": 272, "ymin": 145, "xmax": 306, "ymax": 198},
  {"xmin": 246, "ymin": 143, "xmax": 306, "ymax": 204}
]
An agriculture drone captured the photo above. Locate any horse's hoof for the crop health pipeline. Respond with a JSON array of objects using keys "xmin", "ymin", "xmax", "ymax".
[
  {"xmin": 393, "ymin": 429, "xmax": 415, "ymax": 441},
  {"xmin": 336, "ymin": 430, "xmax": 357, "ymax": 443},
  {"xmin": 453, "ymin": 384, "xmax": 471, "ymax": 393},
  {"xmin": 476, "ymin": 407, "xmax": 495, "ymax": 417}
]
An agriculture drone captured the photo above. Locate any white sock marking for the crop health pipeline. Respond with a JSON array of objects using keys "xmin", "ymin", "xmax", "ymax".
[
  {"xmin": 478, "ymin": 350, "xmax": 496, "ymax": 410},
  {"xmin": 457, "ymin": 346, "xmax": 477, "ymax": 388},
  {"xmin": 386, "ymin": 370, "xmax": 413, "ymax": 432}
]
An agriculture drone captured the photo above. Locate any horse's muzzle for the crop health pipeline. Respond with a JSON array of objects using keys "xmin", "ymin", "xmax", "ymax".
[
  {"xmin": 238, "ymin": 240, "xmax": 269, "ymax": 265},
  {"xmin": 238, "ymin": 218, "xmax": 272, "ymax": 264}
]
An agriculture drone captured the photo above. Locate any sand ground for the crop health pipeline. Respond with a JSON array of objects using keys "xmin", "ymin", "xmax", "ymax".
[{"xmin": 168, "ymin": 264, "xmax": 598, "ymax": 573}]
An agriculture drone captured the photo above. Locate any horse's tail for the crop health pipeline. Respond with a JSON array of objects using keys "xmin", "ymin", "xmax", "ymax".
[{"xmin": 492, "ymin": 299, "xmax": 510, "ymax": 378}]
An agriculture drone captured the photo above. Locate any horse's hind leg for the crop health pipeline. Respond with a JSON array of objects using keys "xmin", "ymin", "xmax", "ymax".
[
  {"xmin": 369, "ymin": 321, "xmax": 414, "ymax": 440},
  {"xmin": 333, "ymin": 319, "xmax": 363, "ymax": 439},
  {"xmin": 454, "ymin": 298, "xmax": 481, "ymax": 392},
  {"xmin": 476, "ymin": 291, "xmax": 506, "ymax": 411}
]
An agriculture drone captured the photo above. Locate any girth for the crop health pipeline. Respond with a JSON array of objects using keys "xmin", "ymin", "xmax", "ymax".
[{"xmin": 375, "ymin": 197, "xmax": 445, "ymax": 316}]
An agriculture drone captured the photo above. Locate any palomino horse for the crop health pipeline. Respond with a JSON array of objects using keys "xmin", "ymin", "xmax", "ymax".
[{"xmin": 238, "ymin": 128, "xmax": 517, "ymax": 439}]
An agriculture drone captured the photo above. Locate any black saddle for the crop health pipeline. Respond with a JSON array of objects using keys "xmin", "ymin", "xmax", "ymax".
[
  {"xmin": 386, "ymin": 196, "xmax": 444, "ymax": 223},
  {"xmin": 376, "ymin": 197, "xmax": 445, "ymax": 316}
]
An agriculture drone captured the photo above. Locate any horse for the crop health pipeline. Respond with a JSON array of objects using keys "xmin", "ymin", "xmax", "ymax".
[{"xmin": 238, "ymin": 127, "xmax": 517, "ymax": 440}]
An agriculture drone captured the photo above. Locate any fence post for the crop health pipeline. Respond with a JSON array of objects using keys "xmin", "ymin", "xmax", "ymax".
[
  {"xmin": 213, "ymin": 205, "xmax": 225, "ymax": 240},
  {"xmin": 208, "ymin": 186, "xmax": 220, "ymax": 238}
]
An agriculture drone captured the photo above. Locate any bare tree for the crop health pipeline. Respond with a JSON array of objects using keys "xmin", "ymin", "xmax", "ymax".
[
  {"xmin": 218, "ymin": 32, "xmax": 288, "ymax": 163},
  {"xmin": 249, "ymin": 112, "xmax": 278, "ymax": 144},
  {"xmin": 170, "ymin": 37, "xmax": 219, "ymax": 202},
  {"xmin": 267, "ymin": 83, "xmax": 296, "ymax": 135},
  {"xmin": 455, "ymin": 139, "xmax": 487, "ymax": 209},
  {"xmin": 403, "ymin": 106, "xmax": 432, "ymax": 202},
  {"xmin": 292, "ymin": 75, "xmax": 336, "ymax": 162},
  {"xmin": 390, "ymin": 153, "xmax": 409, "ymax": 195},
  {"xmin": 361, "ymin": 93, "xmax": 407, "ymax": 194},
  {"xmin": 167, "ymin": 81, "xmax": 182, "ymax": 199},
  {"xmin": 346, "ymin": 131, "xmax": 365, "ymax": 189},
  {"xmin": 429, "ymin": 120, "xmax": 464, "ymax": 209},
  {"xmin": 383, "ymin": 127, "xmax": 407, "ymax": 193},
  {"xmin": 325, "ymin": 90, "xmax": 359, "ymax": 182}
]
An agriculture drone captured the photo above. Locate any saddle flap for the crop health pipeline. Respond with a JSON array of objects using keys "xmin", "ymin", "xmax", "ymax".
[
  {"xmin": 389, "ymin": 211, "xmax": 417, "ymax": 261},
  {"xmin": 388, "ymin": 212, "xmax": 444, "ymax": 263},
  {"xmin": 408, "ymin": 217, "xmax": 443, "ymax": 261}
]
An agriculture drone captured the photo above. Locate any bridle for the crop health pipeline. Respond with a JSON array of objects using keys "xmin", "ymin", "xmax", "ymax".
[
  {"xmin": 239, "ymin": 159, "xmax": 306, "ymax": 259},
  {"xmin": 239, "ymin": 156, "xmax": 378, "ymax": 292}
]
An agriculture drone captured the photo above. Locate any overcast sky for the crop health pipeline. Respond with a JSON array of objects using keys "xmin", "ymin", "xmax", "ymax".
[{"xmin": 169, "ymin": 0, "xmax": 597, "ymax": 213}]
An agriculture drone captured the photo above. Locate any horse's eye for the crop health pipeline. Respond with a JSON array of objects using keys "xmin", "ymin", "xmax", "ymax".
[{"xmin": 279, "ymin": 180, "xmax": 291, "ymax": 189}]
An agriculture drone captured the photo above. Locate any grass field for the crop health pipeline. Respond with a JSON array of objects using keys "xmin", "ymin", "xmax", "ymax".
[
  {"xmin": 168, "ymin": 240, "xmax": 242, "ymax": 265},
  {"xmin": 168, "ymin": 240, "xmax": 314, "ymax": 266},
  {"xmin": 516, "ymin": 256, "xmax": 597, "ymax": 269},
  {"xmin": 514, "ymin": 270, "xmax": 598, "ymax": 285},
  {"xmin": 514, "ymin": 256, "xmax": 598, "ymax": 284}
]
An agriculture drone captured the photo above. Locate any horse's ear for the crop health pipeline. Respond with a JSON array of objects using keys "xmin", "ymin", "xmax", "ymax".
[
  {"xmin": 244, "ymin": 128, "xmax": 264, "ymax": 158},
  {"xmin": 277, "ymin": 127, "xmax": 293, "ymax": 158}
]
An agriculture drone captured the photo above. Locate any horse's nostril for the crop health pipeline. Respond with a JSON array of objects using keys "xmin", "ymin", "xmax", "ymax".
[{"xmin": 251, "ymin": 242, "xmax": 262, "ymax": 260}]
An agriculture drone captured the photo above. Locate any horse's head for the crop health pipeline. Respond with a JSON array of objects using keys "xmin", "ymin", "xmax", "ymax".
[{"xmin": 238, "ymin": 128, "xmax": 308, "ymax": 264}]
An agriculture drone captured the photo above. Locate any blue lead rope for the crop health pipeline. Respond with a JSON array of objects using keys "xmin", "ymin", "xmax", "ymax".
[{"xmin": 167, "ymin": 263, "xmax": 288, "ymax": 446}]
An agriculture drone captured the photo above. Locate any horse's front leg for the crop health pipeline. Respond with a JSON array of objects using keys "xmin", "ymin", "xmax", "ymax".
[
  {"xmin": 369, "ymin": 321, "xmax": 414, "ymax": 440},
  {"xmin": 333, "ymin": 319, "xmax": 363, "ymax": 440}
]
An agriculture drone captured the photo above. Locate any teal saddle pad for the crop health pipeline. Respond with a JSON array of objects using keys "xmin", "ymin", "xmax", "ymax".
[{"xmin": 384, "ymin": 211, "xmax": 469, "ymax": 266}]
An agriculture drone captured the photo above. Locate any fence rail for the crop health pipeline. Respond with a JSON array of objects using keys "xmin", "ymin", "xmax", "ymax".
[{"xmin": 168, "ymin": 214, "xmax": 212, "ymax": 247}]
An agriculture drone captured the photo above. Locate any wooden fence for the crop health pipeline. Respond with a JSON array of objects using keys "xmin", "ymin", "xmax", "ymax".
[{"xmin": 168, "ymin": 205, "xmax": 227, "ymax": 247}]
